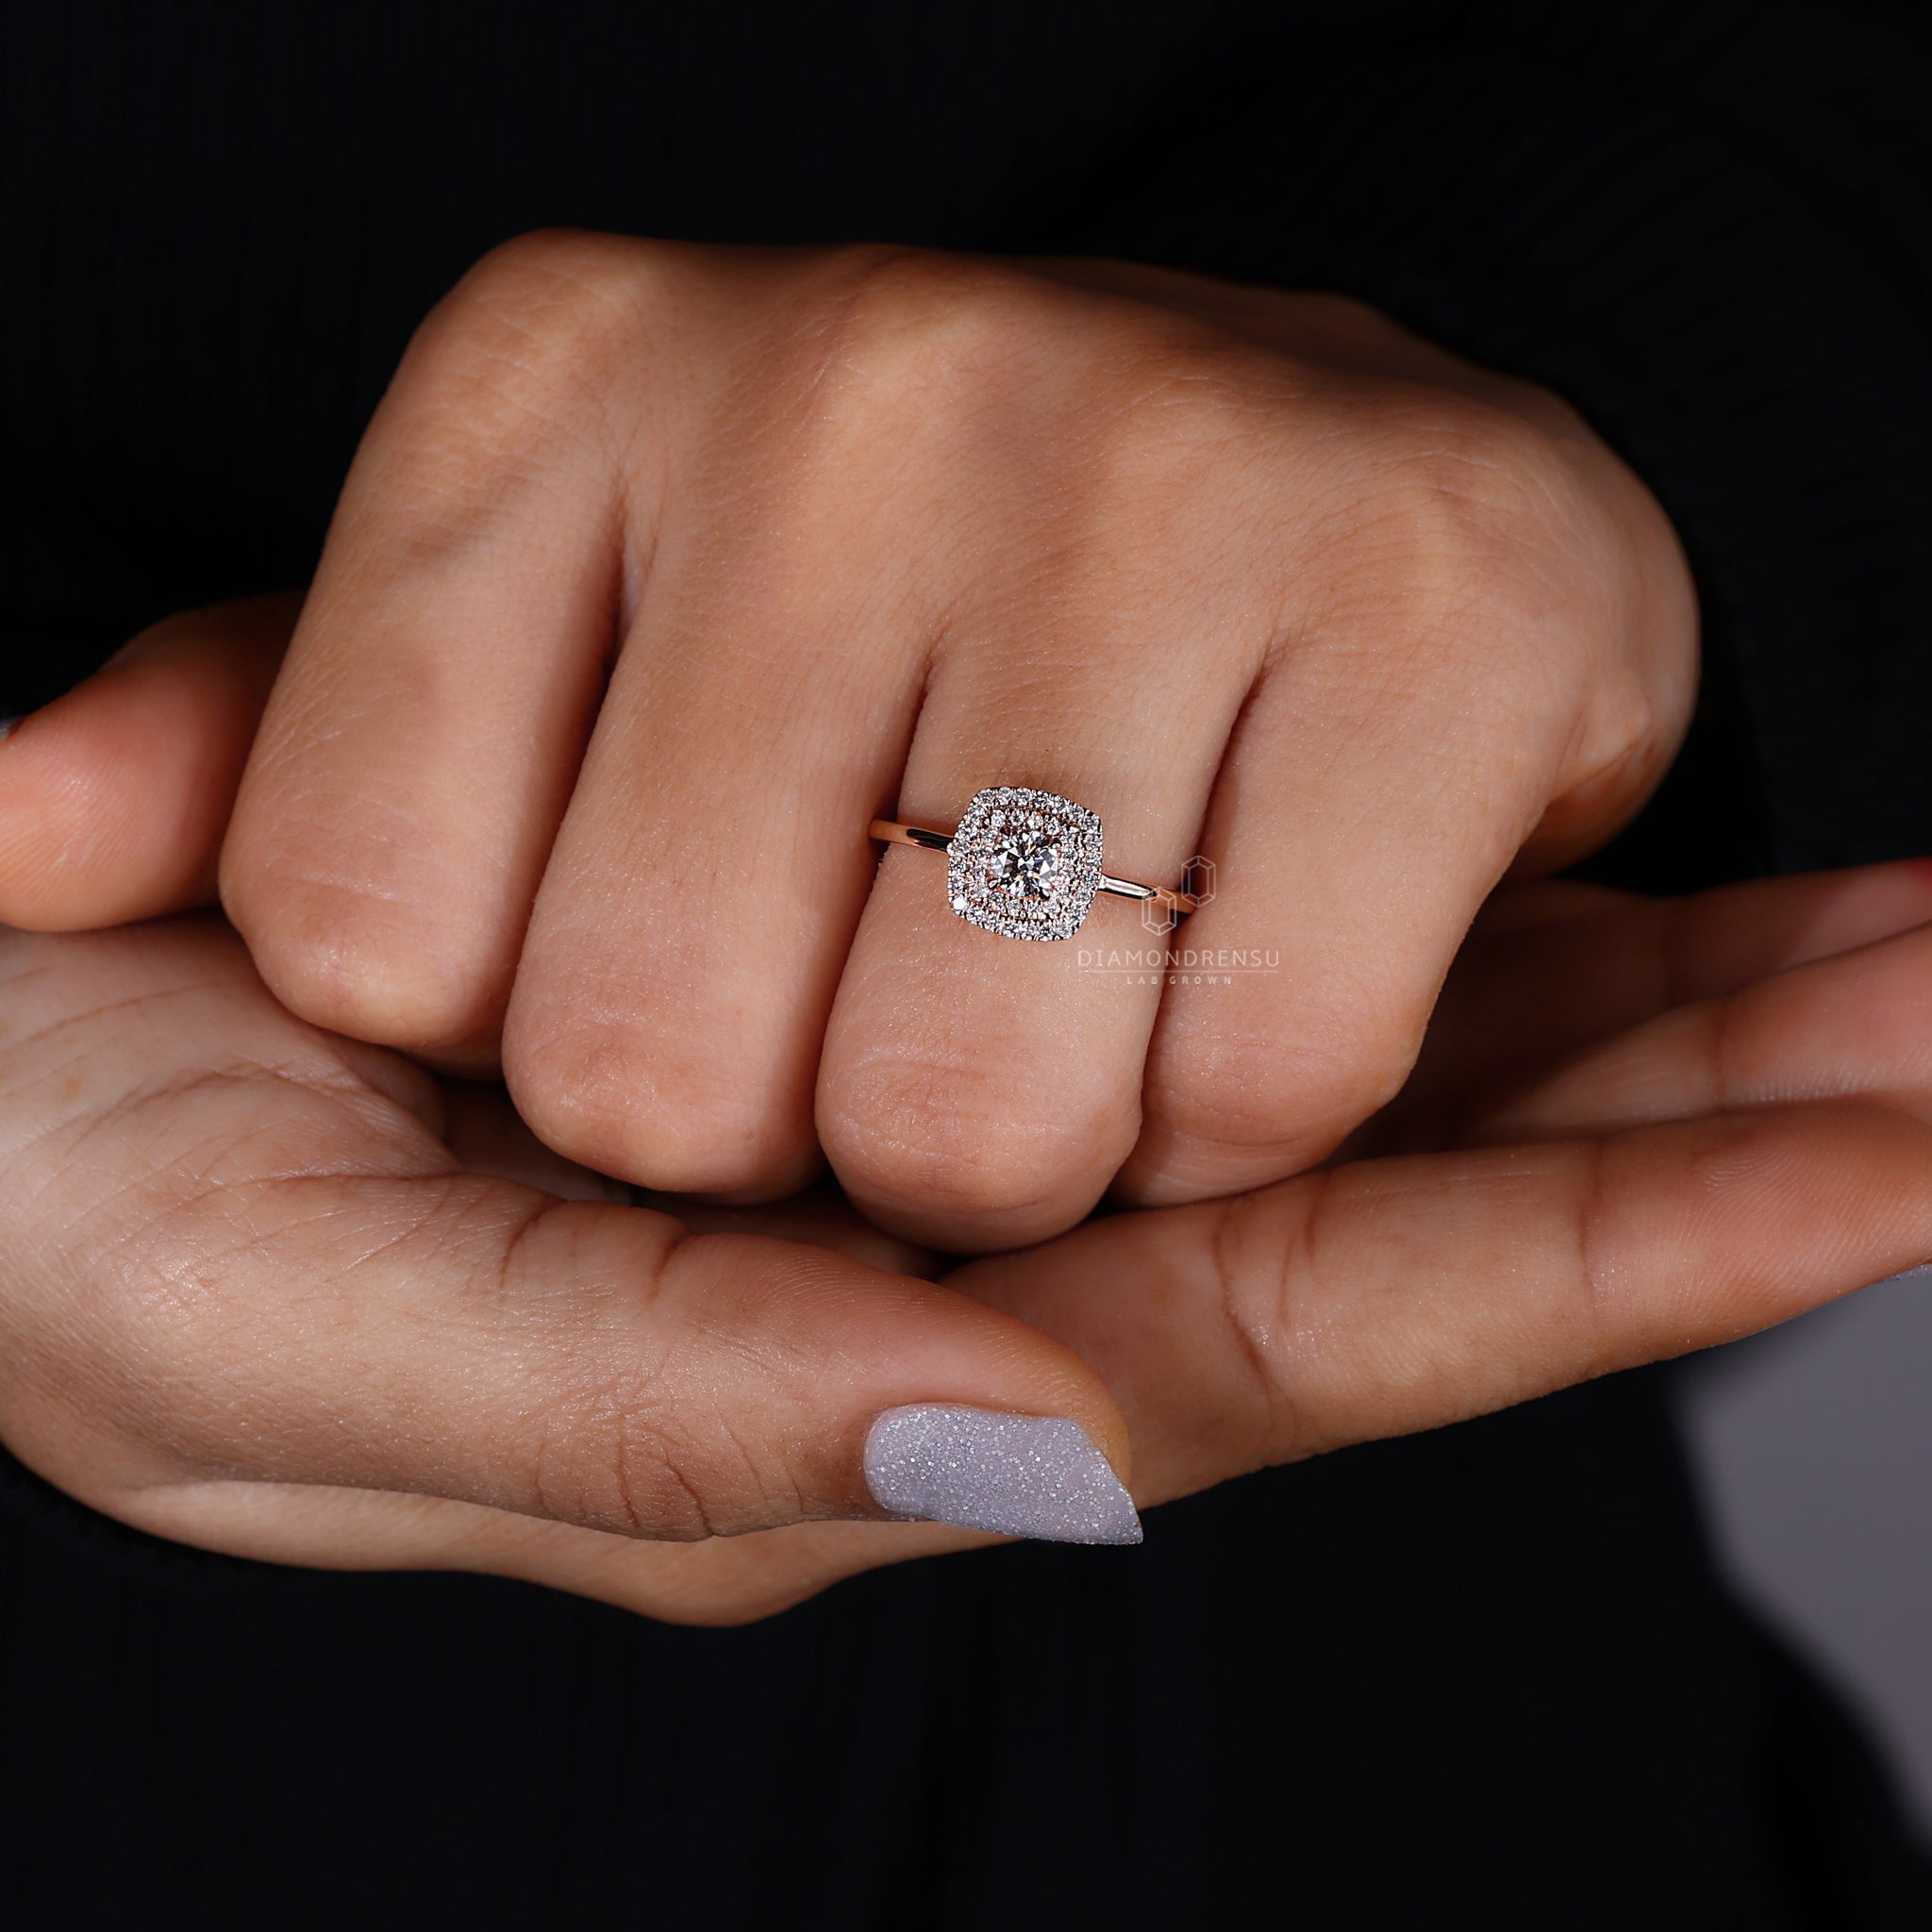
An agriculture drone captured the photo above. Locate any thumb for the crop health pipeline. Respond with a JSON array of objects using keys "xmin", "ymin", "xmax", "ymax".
[
  {"xmin": 0, "ymin": 592, "xmax": 293, "ymax": 930},
  {"xmin": 0, "ymin": 918, "xmax": 1140, "ymax": 1553}
]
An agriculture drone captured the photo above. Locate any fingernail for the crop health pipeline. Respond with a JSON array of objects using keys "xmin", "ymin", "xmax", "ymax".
[
  {"xmin": 863, "ymin": 1404, "xmax": 1143, "ymax": 1546},
  {"xmin": 0, "ymin": 716, "xmax": 23, "ymax": 741}
]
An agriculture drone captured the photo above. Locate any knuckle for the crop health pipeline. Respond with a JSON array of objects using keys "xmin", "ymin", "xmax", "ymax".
[
  {"xmin": 1058, "ymin": 335, "xmax": 1298, "ymax": 530},
  {"xmin": 792, "ymin": 246, "xmax": 1072, "ymax": 447},
  {"xmin": 1163, "ymin": 1007, "xmax": 1422, "ymax": 1170},
  {"xmin": 818, "ymin": 244, "xmax": 1048, "ymax": 363},
  {"xmin": 791, "ymin": 251, "xmax": 1302, "ymax": 583},
  {"xmin": 526, "ymin": 1381, "xmax": 716, "ymax": 1541},
  {"xmin": 438, "ymin": 227, "xmax": 663, "ymax": 387},
  {"xmin": 820, "ymin": 1052, "xmax": 1131, "ymax": 1221},
  {"xmin": 224, "ymin": 858, "xmax": 499, "ymax": 1055},
  {"xmin": 1206, "ymin": 1186, "xmax": 1317, "ymax": 1461},
  {"xmin": 502, "ymin": 1001, "xmax": 792, "ymax": 1194},
  {"xmin": 817, "ymin": 245, "xmax": 1260, "ymax": 432},
  {"xmin": 1344, "ymin": 391, "xmax": 1605, "ymax": 620},
  {"xmin": 502, "ymin": 1013, "xmax": 647, "ymax": 1177},
  {"xmin": 1323, "ymin": 391, "xmax": 1687, "ymax": 818},
  {"xmin": 1550, "ymin": 667, "xmax": 1670, "ymax": 817},
  {"xmin": 367, "ymin": 229, "xmax": 667, "ymax": 538}
]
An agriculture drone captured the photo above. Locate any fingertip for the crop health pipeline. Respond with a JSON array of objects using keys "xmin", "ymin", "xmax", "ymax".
[
  {"xmin": 0, "ymin": 597, "xmax": 292, "ymax": 930},
  {"xmin": 915, "ymin": 1256, "xmax": 1138, "ymax": 1484},
  {"xmin": 860, "ymin": 1403, "xmax": 1143, "ymax": 1544}
]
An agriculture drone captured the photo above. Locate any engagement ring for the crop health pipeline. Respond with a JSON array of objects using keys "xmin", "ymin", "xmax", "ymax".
[{"xmin": 870, "ymin": 786, "xmax": 1200, "ymax": 941}]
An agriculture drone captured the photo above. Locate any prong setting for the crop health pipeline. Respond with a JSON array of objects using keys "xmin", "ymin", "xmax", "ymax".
[{"xmin": 945, "ymin": 787, "xmax": 1104, "ymax": 941}]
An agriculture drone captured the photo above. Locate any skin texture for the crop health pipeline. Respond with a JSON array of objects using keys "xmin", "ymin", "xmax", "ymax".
[
  {"xmin": 8, "ymin": 237, "xmax": 1911, "ymax": 1627},
  {"xmin": 157, "ymin": 233, "xmax": 1695, "ymax": 1253},
  {"xmin": 0, "ymin": 862, "xmax": 1930, "ymax": 1624}
]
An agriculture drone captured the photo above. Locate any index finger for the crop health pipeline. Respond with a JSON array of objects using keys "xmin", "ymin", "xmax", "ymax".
[{"xmin": 962, "ymin": 1101, "xmax": 1932, "ymax": 1499}]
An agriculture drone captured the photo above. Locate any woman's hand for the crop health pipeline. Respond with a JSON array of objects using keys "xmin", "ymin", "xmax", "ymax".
[
  {"xmin": 0, "ymin": 234, "xmax": 1696, "ymax": 1252},
  {"xmin": 0, "ymin": 912, "xmax": 1141, "ymax": 1587},
  {"xmin": 2, "ymin": 862, "xmax": 1927, "ymax": 1624}
]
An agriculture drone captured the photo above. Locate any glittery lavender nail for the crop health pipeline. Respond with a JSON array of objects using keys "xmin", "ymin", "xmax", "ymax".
[{"xmin": 863, "ymin": 1404, "xmax": 1143, "ymax": 1546}]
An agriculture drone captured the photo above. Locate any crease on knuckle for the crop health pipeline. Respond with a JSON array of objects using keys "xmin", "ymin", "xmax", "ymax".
[
  {"xmin": 1700, "ymin": 989, "xmax": 1743, "ymax": 1115},
  {"xmin": 438, "ymin": 228, "xmax": 658, "ymax": 411},
  {"xmin": 245, "ymin": 898, "xmax": 491, "ymax": 1056},
  {"xmin": 525, "ymin": 1360, "xmax": 775, "ymax": 1544},
  {"xmin": 799, "ymin": 247, "xmax": 1191, "ymax": 459},
  {"xmin": 527, "ymin": 1386, "xmax": 711, "ymax": 1541},
  {"xmin": 811, "ymin": 245, "xmax": 1049, "ymax": 386},
  {"xmin": 224, "ymin": 791, "xmax": 507, "ymax": 1053},
  {"xmin": 500, "ymin": 1209, "xmax": 755, "ymax": 1542}
]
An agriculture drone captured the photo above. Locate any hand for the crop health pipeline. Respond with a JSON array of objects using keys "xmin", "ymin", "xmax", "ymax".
[
  {"xmin": 0, "ymin": 234, "xmax": 1697, "ymax": 1251},
  {"xmin": 2, "ymin": 862, "xmax": 1927, "ymax": 1624}
]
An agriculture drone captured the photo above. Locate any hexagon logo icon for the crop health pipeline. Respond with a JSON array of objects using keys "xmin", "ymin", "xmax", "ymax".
[{"xmin": 1141, "ymin": 855, "xmax": 1216, "ymax": 935}]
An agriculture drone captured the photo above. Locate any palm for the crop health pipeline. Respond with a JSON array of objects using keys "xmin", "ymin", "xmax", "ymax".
[{"xmin": 3, "ymin": 863, "xmax": 1929, "ymax": 1624}]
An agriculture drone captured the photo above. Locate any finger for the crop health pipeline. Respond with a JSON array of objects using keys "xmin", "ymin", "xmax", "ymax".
[
  {"xmin": 223, "ymin": 234, "xmax": 641, "ymax": 1069},
  {"xmin": 1469, "ymin": 915, "xmax": 1932, "ymax": 1144},
  {"xmin": 443, "ymin": 1076, "xmax": 943, "ymax": 1275},
  {"xmin": 0, "ymin": 917, "xmax": 1135, "ymax": 1557},
  {"xmin": 388, "ymin": 1072, "xmax": 1932, "ymax": 1624},
  {"xmin": 119, "ymin": 974, "xmax": 1932, "ymax": 1624},
  {"xmin": 812, "ymin": 264, "xmax": 1279, "ymax": 1250},
  {"xmin": 1117, "ymin": 390, "xmax": 1697, "ymax": 1208},
  {"xmin": 500, "ymin": 247, "xmax": 938, "ymax": 1202},
  {"xmin": 0, "ymin": 594, "xmax": 292, "ymax": 929},
  {"xmin": 821, "ymin": 675, "xmax": 1248, "ymax": 1253},
  {"xmin": 438, "ymin": 1077, "xmax": 631, "ymax": 1202},
  {"xmin": 1376, "ymin": 859, "xmax": 1932, "ymax": 1149},
  {"xmin": 956, "ymin": 1101, "xmax": 1932, "ymax": 1504},
  {"xmin": 439, "ymin": 1083, "xmax": 1932, "ymax": 1619}
]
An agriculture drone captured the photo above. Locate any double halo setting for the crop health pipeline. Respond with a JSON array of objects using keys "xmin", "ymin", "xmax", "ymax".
[
  {"xmin": 870, "ymin": 785, "xmax": 1199, "ymax": 943},
  {"xmin": 944, "ymin": 786, "xmax": 1105, "ymax": 941}
]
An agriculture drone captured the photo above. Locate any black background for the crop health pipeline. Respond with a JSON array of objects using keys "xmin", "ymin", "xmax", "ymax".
[{"xmin": 3, "ymin": 3, "xmax": 1931, "ymax": 1923}]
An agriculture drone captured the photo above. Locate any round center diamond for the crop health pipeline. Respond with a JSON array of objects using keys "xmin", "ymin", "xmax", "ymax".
[{"xmin": 988, "ymin": 826, "xmax": 1061, "ymax": 899}]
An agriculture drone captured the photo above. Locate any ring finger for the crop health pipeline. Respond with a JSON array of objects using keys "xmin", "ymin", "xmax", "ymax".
[{"xmin": 816, "ymin": 453, "xmax": 1276, "ymax": 1250}]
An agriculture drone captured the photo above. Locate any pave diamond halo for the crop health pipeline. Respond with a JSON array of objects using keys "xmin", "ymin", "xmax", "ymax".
[
  {"xmin": 869, "ymin": 787, "xmax": 1199, "ymax": 941},
  {"xmin": 945, "ymin": 786, "xmax": 1104, "ymax": 941}
]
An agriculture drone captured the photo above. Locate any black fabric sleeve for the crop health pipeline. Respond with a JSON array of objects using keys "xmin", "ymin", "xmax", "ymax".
[{"xmin": 1060, "ymin": 1, "xmax": 1932, "ymax": 881}]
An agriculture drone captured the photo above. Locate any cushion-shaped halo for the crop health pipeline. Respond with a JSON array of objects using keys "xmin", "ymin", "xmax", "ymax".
[{"xmin": 945, "ymin": 787, "xmax": 1104, "ymax": 941}]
